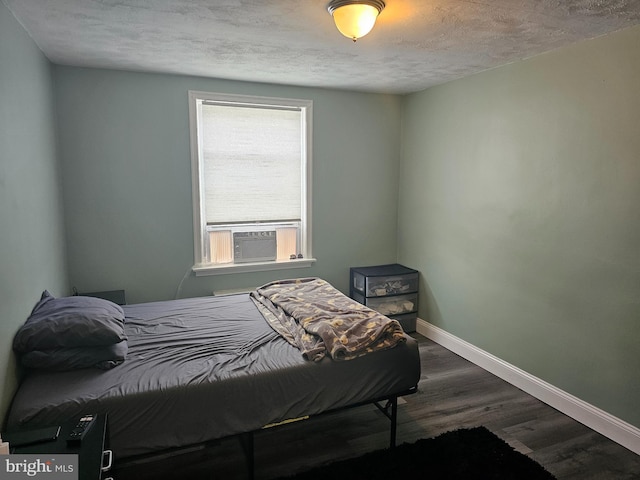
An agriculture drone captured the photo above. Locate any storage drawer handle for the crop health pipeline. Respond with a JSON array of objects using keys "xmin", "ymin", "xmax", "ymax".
[{"xmin": 102, "ymin": 449, "xmax": 113, "ymax": 472}]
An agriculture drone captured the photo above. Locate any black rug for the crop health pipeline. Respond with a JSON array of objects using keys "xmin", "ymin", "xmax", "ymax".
[{"xmin": 279, "ymin": 427, "xmax": 556, "ymax": 480}]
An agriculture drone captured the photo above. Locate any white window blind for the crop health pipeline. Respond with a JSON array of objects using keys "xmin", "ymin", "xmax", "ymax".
[{"xmin": 200, "ymin": 103, "xmax": 302, "ymax": 224}]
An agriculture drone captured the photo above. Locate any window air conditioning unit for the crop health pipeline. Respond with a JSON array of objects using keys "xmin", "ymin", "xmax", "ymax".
[{"xmin": 233, "ymin": 231, "xmax": 277, "ymax": 263}]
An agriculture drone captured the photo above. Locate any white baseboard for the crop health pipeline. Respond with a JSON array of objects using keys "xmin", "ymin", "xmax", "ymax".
[{"xmin": 416, "ymin": 318, "xmax": 640, "ymax": 455}]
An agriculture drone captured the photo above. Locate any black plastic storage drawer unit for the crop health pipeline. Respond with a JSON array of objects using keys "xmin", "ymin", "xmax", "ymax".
[{"xmin": 350, "ymin": 264, "xmax": 419, "ymax": 332}]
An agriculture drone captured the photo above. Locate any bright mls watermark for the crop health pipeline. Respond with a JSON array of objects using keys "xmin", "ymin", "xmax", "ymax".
[{"xmin": 0, "ymin": 455, "xmax": 77, "ymax": 479}]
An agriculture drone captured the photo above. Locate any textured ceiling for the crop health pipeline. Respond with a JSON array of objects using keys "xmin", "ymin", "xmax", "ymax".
[{"xmin": 5, "ymin": 0, "xmax": 640, "ymax": 94}]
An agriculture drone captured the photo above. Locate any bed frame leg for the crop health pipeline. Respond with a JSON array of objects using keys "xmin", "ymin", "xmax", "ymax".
[
  {"xmin": 239, "ymin": 431, "xmax": 254, "ymax": 480},
  {"xmin": 389, "ymin": 396, "xmax": 398, "ymax": 448},
  {"xmin": 374, "ymin": 396, "xmax": 399, "ymax": 448}
]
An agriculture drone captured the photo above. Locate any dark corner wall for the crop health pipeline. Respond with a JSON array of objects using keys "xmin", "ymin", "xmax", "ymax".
[{"xmin": 0, "ymin": 2, "xmax": 69, "ymax": 418}]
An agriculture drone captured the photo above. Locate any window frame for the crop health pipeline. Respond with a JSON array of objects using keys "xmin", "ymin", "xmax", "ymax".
[{"xmin": 188, "ymin": 90, "xmax": 314, "ymax": 276}]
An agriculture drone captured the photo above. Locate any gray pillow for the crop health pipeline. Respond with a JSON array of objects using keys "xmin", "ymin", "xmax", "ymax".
[
  {"xmin": 20, "ymin": 341, "xmax": 128, "ymax": 371},
  {"xmin": 13, "ymin": 291, "xmax": 126, "ymax": 352}
]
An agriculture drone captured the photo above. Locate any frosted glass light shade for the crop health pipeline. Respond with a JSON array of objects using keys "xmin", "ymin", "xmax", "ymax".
[{"xmin": 328, "ymin": 1, "xmax": 385, "ymax": 41}]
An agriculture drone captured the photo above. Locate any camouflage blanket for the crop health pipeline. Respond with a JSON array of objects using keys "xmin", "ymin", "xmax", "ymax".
[{"xmin": 250, "ymin": 278, "xmax": 406, "ymax": 361}]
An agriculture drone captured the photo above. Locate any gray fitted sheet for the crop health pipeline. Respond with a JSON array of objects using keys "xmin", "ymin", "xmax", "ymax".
[{"xmin": 6, "ymin": 294, "xmax": 420, "ymax": 459}]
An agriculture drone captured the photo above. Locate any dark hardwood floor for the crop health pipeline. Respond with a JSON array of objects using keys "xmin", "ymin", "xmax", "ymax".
[{"xmin": 114, "ymin": 333, "xmax": 640, "ymax": 480}]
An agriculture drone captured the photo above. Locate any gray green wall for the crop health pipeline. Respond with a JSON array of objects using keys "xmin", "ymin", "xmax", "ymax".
[
  {"xmin": 54, "ymin": 67, "xmax": 402, "ymax": 303},
  {"xmin": 399, "ymin": 25, "xmax": 640, "ymax": 428},
  {"xmin": 0, "ymin": 3, "xmax": 69, "ymax": 418}
]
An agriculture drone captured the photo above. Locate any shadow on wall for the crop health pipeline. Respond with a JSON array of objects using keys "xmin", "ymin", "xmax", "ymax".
[
  {"xmin": 1, "ymin": 351, "xmax": 21, "ymax": 428},
  {"xmin": 419, "ymin": 277, "xmax": 442, "ymax": 326}
]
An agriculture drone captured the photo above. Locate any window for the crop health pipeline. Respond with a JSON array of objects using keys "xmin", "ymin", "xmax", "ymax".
[{"xmin": 188, "ymin": 91, "xmax": 313, "ymax": 275}]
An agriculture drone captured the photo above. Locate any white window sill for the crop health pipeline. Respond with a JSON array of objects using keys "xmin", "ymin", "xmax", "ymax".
[{"xmin": 192, "ymin": 258, "xmax": 317, "ymax": 277}]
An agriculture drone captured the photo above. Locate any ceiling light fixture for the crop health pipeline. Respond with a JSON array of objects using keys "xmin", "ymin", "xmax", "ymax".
[{"xmin": 327, "ymin": 0, "xmax": 386, "ymax": 42}]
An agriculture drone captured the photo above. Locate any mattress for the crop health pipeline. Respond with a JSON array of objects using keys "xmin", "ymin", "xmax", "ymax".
[{"xmin": 6, "ymin": 293, "xmax": 420, "ymax": 459}]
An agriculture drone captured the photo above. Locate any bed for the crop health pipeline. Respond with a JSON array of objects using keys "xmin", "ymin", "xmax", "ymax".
[{"xmin": 6, "ymin": 278, "xmax": 421, "ymax": 470}]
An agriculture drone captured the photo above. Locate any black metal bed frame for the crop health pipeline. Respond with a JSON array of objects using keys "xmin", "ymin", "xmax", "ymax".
[
  {"xmin": 237, "ymin": 386, "xmax": 418, "ymax": 479},
  {"xmin": 116, "ymin": 385, "xmax": 418, "ymax": 479}
]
